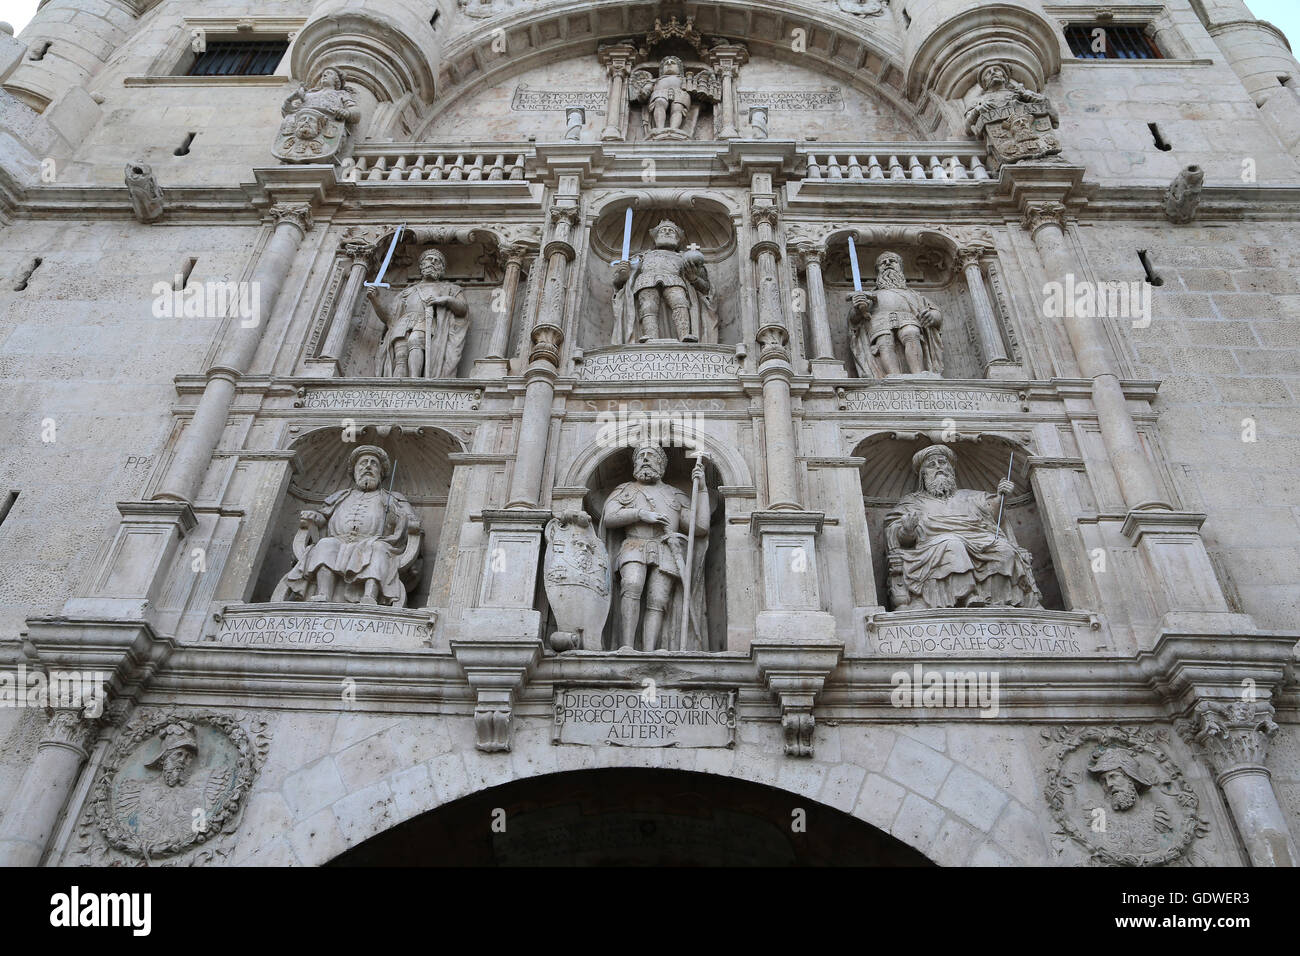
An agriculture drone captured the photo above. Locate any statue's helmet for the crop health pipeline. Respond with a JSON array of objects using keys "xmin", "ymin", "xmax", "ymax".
[
  {"xmin": 145, "ymin": 720, "xmax": 198, "ymax": 769},
  {"xmin": 632, "ymin": 443, "xmax": 669, "ymax": 476},
  {"xmin": 653, "ymin": 219, "xmax": 685, "ymax": 244},
  {"xmin": 1087, "ymin": 747, "xmax": 1158, "ymax": 788},
  {"xmin": 349, "ymin": 444, "xmax": 391, "ymax": 479},
  {"xmin": 911, "ymin": 444, "xmax": 956, "ymax": 476}
]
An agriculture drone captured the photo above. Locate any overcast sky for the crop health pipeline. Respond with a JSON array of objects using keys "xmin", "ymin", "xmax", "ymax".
[{"xmin": 0, "ymin": 0, "xmax": 1298, "ymax": 75}]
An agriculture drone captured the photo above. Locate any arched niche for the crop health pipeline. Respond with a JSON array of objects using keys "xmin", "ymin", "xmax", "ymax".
[
  {"xmin": 580, "ymin": 196, "xmax": 742, "ymax": 350},
  {"xmin": 814, "ymin": 228, "xmax": 993, "ymax": 380},
  {"xmin": 853, "ymin": 432, "xmax": 1063, "ymax": 611},
  {"xmin": 570, "ymin": 443, "xmax": 729, "ymax": 652},
  {"xmin": 251, "ymin": 425, "xmax": 464, "ymax": 607},
  {"xmin": 339, "ymin": 226, "xmax": 536, "ymax": 379}
]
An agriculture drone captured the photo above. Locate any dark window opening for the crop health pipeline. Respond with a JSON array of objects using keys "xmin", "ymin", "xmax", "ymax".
[
  {"xmin": 1138, "ymin": 250, "xmax": 1164, "ymax": 287},
  {"xmin": 186, "ymin": 39, "xmax": 287, "ymax": 76},
  {"xmin": 0, "ymin": 491, "xmax": 17, "ymax": 529},
  {"xmin": 174, "ymin": 257, "xmax": 197, "ymax": 291},
  {"xmin": 13, "ymin": 257, "xmax": 42, "ymax": 291},
  {"xmin": 29, "ymin": 41, "xmax": 51, "ymax": 61},
  {"xmin": 174, "ymin": 131, "xmax": 196, "ymax": 156},
  {"xmin": 1148, "ymin": 122, "xmax": 1173, "ymax": 150},
  {"xmin": 1066, "ymin": 23, "xmax": 1163, "ymax": 60},
  {"xmin": 430, "ymin": 9, "xmax": 441, "ymax": 29},
  {"xmin": 1280, "ymin": 75, "xmax": 1295, "ymax": 89}
]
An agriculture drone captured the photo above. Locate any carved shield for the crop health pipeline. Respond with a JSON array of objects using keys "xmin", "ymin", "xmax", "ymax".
[{"xmin": 274, "ymin": 107, "xmax": 348, "ymax": 164}]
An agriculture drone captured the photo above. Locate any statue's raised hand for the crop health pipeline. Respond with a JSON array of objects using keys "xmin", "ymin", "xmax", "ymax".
[{"xmin": 997, "ymin": 478, "xmax": 1015, "ymax": 497}]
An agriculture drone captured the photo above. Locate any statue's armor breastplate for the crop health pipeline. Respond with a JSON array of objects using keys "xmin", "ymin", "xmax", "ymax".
[
  {"xmin": 869, "ymin": 287, "xmax": 927, "ymax": 337},
  {"xmin": 633, "ymin": 249, "xmax": 688, "ymax": 292},
  {"xmin": 652, "ymin": 75, "xmax": 686, "ymax": 101},
  {"xmin": 328, "ymin": 491, "xmax": 388, "ymax": 542},
  {"xmin": 617, "ymin": 482, "xmax": 684, "ymax": 540}
]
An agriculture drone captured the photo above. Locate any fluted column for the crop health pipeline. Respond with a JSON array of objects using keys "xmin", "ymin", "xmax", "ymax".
[
  {"xmin": 792, "ymin": 242, "xmax": 834, "ymax": 361},
  {"xmin": 320, "ymin": 233, "xmax": 377, "ymax": 362},
  {"xmin": 488, "ymin": 244, "xmax": 528, "ymax": 359},
  {"xmin": 956, "ymin": 244, "xmax": 1009, "ymax": 370},
  {"xmin": 1189, "ymin": 700, "xmax": 1297, "ymax": 867},
  {"xmin": 1022, "ymin": 201, "xmax": 1168, "ymax": 510},
  {"xmin": 598, "ymin": 43, "xmax": 637, "ymax": 142},
  {"xmin": 506, "ymin": 205, "xmax": 575, "ymax": 509},
  {"xmin": 0, "ymin": 708, "xmax": 98, "ymax": 866},
  {"xmin": 155, "ymin": 202, "xmax": 313, "ymax": 504}
]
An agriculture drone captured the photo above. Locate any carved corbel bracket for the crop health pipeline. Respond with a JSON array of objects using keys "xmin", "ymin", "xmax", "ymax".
[
  {"xmin": 449, "ymin": 638, "xmax": 545, "ymax": 753},
  {"xmin": 751, "ymin": 640, "xmax": 843, "ymax": 758}
]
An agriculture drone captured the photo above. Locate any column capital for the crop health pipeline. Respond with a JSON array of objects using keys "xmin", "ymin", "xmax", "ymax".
[
  {"xmin": 598, "ymin": 41, "xmax": 639, "ymax": 73},
  {"xmin": 339, "ymin": 235, "xmax": 379, "ymax": 263},
  {"xmin": 955, "ymin": 243, "xmax": 993, "ymax": 270},
  {"xmin": 268, "ymin": 202, "xmax": 314, "ymax": 234},
  {"xmin": 1184, "ymin": 699, "xmax": 1279, "ymax": 781},
  {"xmin": 790, "ymin": 240, "xmax": 827, "ymax": 270},
  {"xmin": 750, "ymin": 200, "xmax": 780, "ymax": 228},
  {"xmin": 499, "ymin": 243, "xmax": 531, "ymax": 269},
  {"xmin": 39, "ymin": 708, "xmax": 101, "ymax": 758},
  {"xmin": 1021, "ymin": 200, "xmax": 1067, "ymax": 235}
]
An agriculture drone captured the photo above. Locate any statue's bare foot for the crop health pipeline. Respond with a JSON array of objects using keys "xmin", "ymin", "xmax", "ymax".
[{"xmin": 310, "ymin": 592, "xmax": 331, "ymax": 602}]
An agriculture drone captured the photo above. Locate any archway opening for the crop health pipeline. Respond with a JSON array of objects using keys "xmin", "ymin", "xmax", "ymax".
[{"xmin": 328, "ymin": 768, "xmax": 935, "ymax": 866}]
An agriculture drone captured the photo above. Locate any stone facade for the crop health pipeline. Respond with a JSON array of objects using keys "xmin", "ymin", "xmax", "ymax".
[{"xmin": 0, "ymin": 0, "xmax": 1298, "ymax": 866}]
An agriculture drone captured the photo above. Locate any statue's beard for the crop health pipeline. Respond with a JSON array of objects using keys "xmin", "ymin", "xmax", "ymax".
[
  {"xmin": 877, "ymin": 266, "xmax": 907, "ymax": 290},
  {"xmin": 1107, "ymin": 781, "xmax": 1138, "ymax": 811},
  {"xmin": 635, "ymin": 465, "xmax": 660, "ymax": 483},
  {"xmin": 926, "ymin": 473, "xmax": 956, "ymax": 498},
  {"xmin": 357, "ymin": 473, "xmax": 380, "ymax": 491}
]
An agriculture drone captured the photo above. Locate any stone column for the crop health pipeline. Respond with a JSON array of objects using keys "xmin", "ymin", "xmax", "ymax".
[
  {"xmin": 751, "ymin": 202, "xmax": 799, "ymax": 511},
  {"xmin": 956, "ymin": 244, "xmax": 1010, "ymax": 371},
  {"xmin": 792, "ymin": 242, "xmax": 834, "ymax": 361},
  {"xmin": 1021, "ymin": 201, "xmax": 1168, "ymax": 511},
  {"xmin": 319, "ymin": 233, "xmax": 378, "ymax": 363},
  {"xmin": 1190, "ymin": 700, "xmax": 1297, "ymax": 867},
  {"xmin": 506, "ymin": 204, "xmax": 575, "ymax": 509},
  {"xmin": 155, "ymin": 203, "xmax": 313, "ymax": 504},
  {"xmin": 708, "ymin": 43, "xmax": 749, "ymax": 140},
  {"xmin": 598, "ymin": 43, "xmax": 637, "ymax": 142},
  {"xmin": 0, "ymin": 709, "xmax": 98, "ymax": 866},
  {"xmin": 487, "ymin": 244, "xmax": 527, "ymax": 359}
]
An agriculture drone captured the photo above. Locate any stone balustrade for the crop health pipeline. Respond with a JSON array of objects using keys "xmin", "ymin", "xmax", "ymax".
[{"xmin": 803, "ymin": 148, "xmax": 991, "ymax": 182}]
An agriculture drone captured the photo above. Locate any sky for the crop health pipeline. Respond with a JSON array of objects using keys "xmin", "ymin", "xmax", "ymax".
[{"xmin": 0, "ymin": 0, "xmax": 1297, "ymax": 64}]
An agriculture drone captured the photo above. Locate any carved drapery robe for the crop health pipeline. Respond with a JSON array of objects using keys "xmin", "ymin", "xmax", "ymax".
[
  {"xmin": 283, "ymin": 488, "xmax": 419, "ymax": 605},
  {"xmin": 885, "ymin": 489, "xmax": 1039, "ymax": 610}
]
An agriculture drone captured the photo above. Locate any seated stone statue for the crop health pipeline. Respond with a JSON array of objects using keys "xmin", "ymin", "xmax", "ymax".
[
  {"xmin": 275, "ymin": 445, "xmax": 421, "ymax": 606},
  {"xmin": 884, "ymin": 444, "xmax": 1040, "ymax": 610}
]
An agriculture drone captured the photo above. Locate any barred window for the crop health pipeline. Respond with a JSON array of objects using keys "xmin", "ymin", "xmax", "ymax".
[
  {"xmin": 1065, "ymin": 24, "xmax": 1163, "ymax": 60},
  {"xmin": 186, "ymin": 40, "xmax": 288, "ymax": 76}
]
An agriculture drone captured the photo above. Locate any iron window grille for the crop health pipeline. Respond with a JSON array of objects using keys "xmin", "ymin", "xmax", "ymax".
[
  {"xmin": 1065, "ymin": 24, "xmax": 1163, "ymax": 60},
  {"xmin": 186, "ymin": 39, "xmax": 288, "ymax": 76}
]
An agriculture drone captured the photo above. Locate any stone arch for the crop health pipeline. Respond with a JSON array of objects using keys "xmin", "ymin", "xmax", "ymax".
[
  {"xmin": 257, "ymin": 717, "xmax": 1049, "ymax": 866},
  {"xmin": 557, "ymin": 423, "xmax": 752, "ymax": 492},
  {"xmin": 412, "ymin": 0, "xmax": 942, "ymax": 141}
]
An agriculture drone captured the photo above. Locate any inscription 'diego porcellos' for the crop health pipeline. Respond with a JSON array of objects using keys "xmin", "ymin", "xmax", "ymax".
[{"xmin": 553, "ymin": 687, "xmax": 737, "ymax": 747}]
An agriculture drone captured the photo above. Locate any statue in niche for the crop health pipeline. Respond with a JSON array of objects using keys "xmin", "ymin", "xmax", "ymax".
[
  {"xmin": 274, "ymin": 67, "xmax": 362, "ymax": 164},
  {"xmin": 277, "ymin": 445, "xmax": 422, "ymax": 606},
  {"xmin": 612, "ymin": 219, "xmax": 719, "ymax": 344},
  {"xmin": 601, "ymin": 444, "xmax": 710, "ymax": 652},
  {"xmin": 964, "ymin": 62, "xmax": 1061, "ymax": 168},
  {"xmin": 884, "ymin": 444, "xmax": 1040, "ymax": 610},
  {"xmin": 849, "ymin": 251, "xmax": 944, "ymax": 377},
  {"xmin": 629, "ymin": 56, "xmax": 721, "ymax": 140},
  {"xmin": 367, "ymin": 249, "xmax": 470, "ymax": 378}
]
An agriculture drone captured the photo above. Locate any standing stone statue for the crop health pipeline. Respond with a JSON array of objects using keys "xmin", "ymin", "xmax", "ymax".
[
  {"xmin": 848, "ymin": 251, "xmax": 943, "ymax": 377},
  {"xmin": 628, "ymin": 56, "xmax": 721, "ymax": 140},
  {"xmin": 612, "ymin": 219, "xmax": 719, "ymax": 344},
  {"xmin": 277, "ymin": 445, "xmax": 421, "ymax": 606},
  {"xmin": 274, "ymin": 67, "xmax": 362, "ymax": 164},
  {"xmin": 964, "ymin": 62, "xmax": 1061, "ymax": 168},
  {"xmin": 601, "ymin": 444, "xmax": 710, "ymax": 651},
  {"xmin": 884, "ymin": 444, "xmax": 1040, "ymax": 610},
  {"xmin": 368, "ymin": 249, "xmax": 470, "ymax": 378},
  {"xmin": 124, "ymin": 162, "xmax": 164, "ymax": 223}
]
